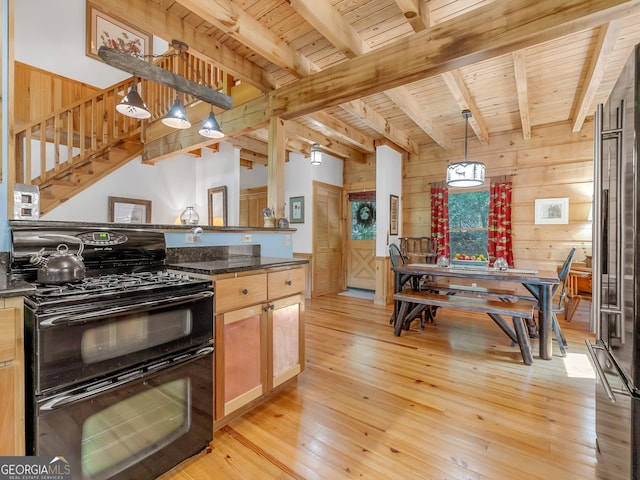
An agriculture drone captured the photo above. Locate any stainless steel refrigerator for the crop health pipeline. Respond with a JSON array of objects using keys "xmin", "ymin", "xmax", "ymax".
[{"xmin": 588, "ymin": 43, "xmax": 640, "ymax": 480}]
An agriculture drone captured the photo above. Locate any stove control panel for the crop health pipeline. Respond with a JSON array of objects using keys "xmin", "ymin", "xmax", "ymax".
[{"xmin": 78, "ymin": 231, "xmax": 129, "ymax": 246}]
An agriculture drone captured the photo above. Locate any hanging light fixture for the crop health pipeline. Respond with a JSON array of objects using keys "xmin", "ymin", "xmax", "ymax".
[
  {"xmin": 162, "ymin": 95, "xmax": 191, "ymax": 129},
  {"xmin": 198, "ymin": 107, "xmax": 224, "ymax": 138},
  {"xmin": 115, "ymin": 76, "xmax": 151, "ymax": 119},
  {"xmin": 310, "ymin": 143, "xmax": 322, "ymax": 165},
  {"xmin": 446, "ymin": 110, "xmax": 485, "ymax": 187}
]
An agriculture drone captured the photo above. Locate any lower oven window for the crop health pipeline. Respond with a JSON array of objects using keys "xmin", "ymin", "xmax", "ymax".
[
  {"xmin": 81, "ymin": 378, "xmax": 190, "ymax": 479},
  {"xmin": 81, "ymin": 308, "xmax": 192, "ymax": 364}
]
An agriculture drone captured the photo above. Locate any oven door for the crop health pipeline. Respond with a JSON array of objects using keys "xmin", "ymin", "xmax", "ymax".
[
  {"xmin": 31, "ymin": 346, "xmax": 213, "ymax": 480},
  {"xmin": 26, "ymin": 291, "xmax": 213, "ymax": 395}
]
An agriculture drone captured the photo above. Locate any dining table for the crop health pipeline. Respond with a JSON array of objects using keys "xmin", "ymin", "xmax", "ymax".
[{"xmin": 392, "ymin": 263, "xmax": 560, "ymax": 360}]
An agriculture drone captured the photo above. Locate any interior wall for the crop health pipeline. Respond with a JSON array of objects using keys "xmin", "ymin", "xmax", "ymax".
[
  {"xmin": 375, "ymin": 145, "xmax": 402, "ymax": 257},
  {"xmin": 402, "ymin": 120, "xmax": 594, "ymax": 272}
]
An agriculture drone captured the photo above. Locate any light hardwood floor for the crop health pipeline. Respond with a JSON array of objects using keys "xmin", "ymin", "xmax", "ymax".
[{"xmin": 161, "ymin": 294, "xmax": 597, "ymax": 480}]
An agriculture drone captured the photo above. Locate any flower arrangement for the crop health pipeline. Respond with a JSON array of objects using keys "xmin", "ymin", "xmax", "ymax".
[{"xmin": 262, "ymin": 207, "xmax": 275, "ymax": 218}]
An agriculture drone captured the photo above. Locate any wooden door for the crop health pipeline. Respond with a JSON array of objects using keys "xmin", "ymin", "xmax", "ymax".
[
  {"xmin": 346, "ymin": 194, "xmax": 376, "ymax": 290},
  {"xmin": 312, "ymin": 182, "xmax": 344, "ymax": 296}
]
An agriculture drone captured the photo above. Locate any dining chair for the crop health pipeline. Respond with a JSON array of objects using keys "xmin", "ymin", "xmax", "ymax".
[{"xmin": 389, "ymin": 243, "xmax": 426, "ymax": 327}]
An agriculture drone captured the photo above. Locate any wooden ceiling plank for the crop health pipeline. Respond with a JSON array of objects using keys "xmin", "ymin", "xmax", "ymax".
[
  {"xmin": 176, "ymin": 0, "xmax": 314, "ymax": 78},
  {"xmin": 512, "ymin": 50, "xmax": 532, "ymax": 140},
  {"xmin": 98, "ymin": 0, "xmax": 275, "ymax": 91},
  {"xmin": 305, "ymin": 111, "xmax": 375, "ymax": 153},
  {"xmin": 441, "ymin": 70, "xmax": 489, "ymax": 144},
  {"xmin": 572, "ymin": 20, "xmax": 623, "ymax": 132}
]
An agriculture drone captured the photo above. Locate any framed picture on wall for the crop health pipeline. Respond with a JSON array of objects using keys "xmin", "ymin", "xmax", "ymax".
[
  {"xmin": 86, "ymin": 1, "xmax": 152, "ymax": 61},
  {"xmin": 390, "ymin": 195, "xmax": 399, "ymax": 235},
  {"xmin": 108, "ymin": 196, "xmax": 151, "ymax": 224},
  {"xmin": 534, "ymin": 197, "xmax": 569, "ymax": 224},
  {"xmin": 290, "ymin": 196, "xmax": 304, "ymax": 224},
  {"xmin": 208, "ymin": 186, "xmax": 227, "ymax": 226}
]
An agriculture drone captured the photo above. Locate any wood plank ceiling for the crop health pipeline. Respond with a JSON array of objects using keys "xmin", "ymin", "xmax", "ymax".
[{"xmin": 98, "ymin": 0, "xmax": 640, "ymax": 166}]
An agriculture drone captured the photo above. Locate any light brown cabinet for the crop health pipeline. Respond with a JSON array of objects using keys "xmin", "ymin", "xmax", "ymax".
[
  {"xmin": 0, "ymin": 297, "xmax": 25, "ymax": 455},
  {"xmin": 213, "ymin": 266, "xmax": 305, "ymax": 427}
]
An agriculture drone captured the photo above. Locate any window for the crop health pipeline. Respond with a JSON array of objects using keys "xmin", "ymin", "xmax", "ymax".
[{"xmin": 448, "ymin": 189, "xmax": 489, "ymax": 257}]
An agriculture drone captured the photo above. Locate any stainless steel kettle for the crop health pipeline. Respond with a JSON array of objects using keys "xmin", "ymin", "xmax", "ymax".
[{"xmin": 29, "ymin": 234, "xmax": 86, "ymax": 284}]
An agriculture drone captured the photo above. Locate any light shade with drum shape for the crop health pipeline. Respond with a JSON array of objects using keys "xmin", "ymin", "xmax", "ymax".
[
  {"xmin": 446, "ymin": 110, "xmax": 485, "ymax": 188},
  {"xmin": 310, "ymin": 143, "xmax": 322, "ymax": 165}
]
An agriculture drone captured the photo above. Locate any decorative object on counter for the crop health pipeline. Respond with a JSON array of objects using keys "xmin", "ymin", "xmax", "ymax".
[
  {"xmin": 29, "ymin": 234, "xmax": 86, "ymax": 285},
  {"xmin": 290, "ymin": 197, "xmax": 305, "ymax": 224},
  {"xmin": 437, "ymin": 255, "xmax": 449, "ymax": 268},
  {"xmin": 208, "ymin": 186, "xmax": 227, "ymax": 226},
  {"xmin": 494, "ymin": 257, "xmax": 509, "ymax": 271},
  {"xmin": 446, "ymin": 110, "xmax": 485, "ymax": 188},
  {"xmin": 13, "ymin": 183, "xmax": 40, "ymax": 220},
  {"xmin": 278, "ymin": 218, "xmax": 289, "ymax": 229},
  {"xmin": 534, "ymin": 197, "xmax": 569, "ymax": 224},
  {"xmin": 108, "ymin": 196, "xmax": 151, "ymax": 224},
  {"xmin": 262, "ymin": 207, "xmax": 275, "ymax": 228},
  {"xmin": 310, "ymin": 143, "xmax": 322, "ymax": 165},
  {"xmin": 180, "ymin": 206, "xmax": 200, "ymax": 225}
]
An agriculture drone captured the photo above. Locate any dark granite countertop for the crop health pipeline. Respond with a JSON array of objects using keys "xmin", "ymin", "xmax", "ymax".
[
  {"xmin": 168, "ymin": 256, "xmax": 308, "ymax": 276},
  {"xmin": 0, "ymin": 277, "xmax": 36, "ymax": 298}
]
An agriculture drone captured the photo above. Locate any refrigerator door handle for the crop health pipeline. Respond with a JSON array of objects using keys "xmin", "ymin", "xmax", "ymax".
[{"xmin": 585, "ymin": 340, "xmax": 617, "ymax": 402}]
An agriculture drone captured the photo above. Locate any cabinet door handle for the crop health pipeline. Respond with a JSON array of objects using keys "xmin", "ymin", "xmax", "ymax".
[
  {"xmin": 285, "ymin": 280, "xmax": 292, "ymax": 286},
  {"xmin": 263, "ymin": 304, "xmax": 275, "ymax": 312},
  {"xmin": 242, "ymin": 288, "xmax": 248, "ymax": 295}
]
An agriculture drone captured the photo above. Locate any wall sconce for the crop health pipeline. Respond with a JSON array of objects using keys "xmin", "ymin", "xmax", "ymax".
[
  {"xmin": 310, "ymin": 143, "xmax": 322, "ymax": 165},
  {"xmin": 446, "ymin": 110, "xmax": 485, "ymax": 187}
]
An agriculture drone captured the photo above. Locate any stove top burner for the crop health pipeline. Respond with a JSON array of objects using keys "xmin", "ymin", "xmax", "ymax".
[{"xmin": 32, "ymin": 271, "xmax": 203, "ymax": 298}]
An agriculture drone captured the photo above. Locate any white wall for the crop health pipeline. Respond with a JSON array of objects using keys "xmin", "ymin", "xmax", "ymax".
[{"xmin": 375, "ymin": 145, "xmax": 402, "ymax": 256}]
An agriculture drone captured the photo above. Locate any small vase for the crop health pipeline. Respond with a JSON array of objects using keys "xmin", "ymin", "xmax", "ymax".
[
  {"xmin": 180, "ymin": 206, "xmax": 200, "ymax": 225},
  {"xmin": 264, "ymin": 217, "xmax": 275, "ymax": 228}
]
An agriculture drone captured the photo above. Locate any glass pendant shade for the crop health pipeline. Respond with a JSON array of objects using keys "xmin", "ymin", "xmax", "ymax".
[
  {"xmin": 198, "ymin": 111, "xmax": 224, "ymax": 138},
  {"xmin": 116, "ymin": 80, "xmax": 151, "ymax": 119},
  {"xmin": 180, "ymin": 206, "xmax": 200, "ymax": 225},
  {"xmin": 162, "ymin": 98, "xmax": 191, "ymax": 129},
  {"xmin": 310, "ymin": 143, "xmax": 322, "ymax": 165},
  {"xmin": 446, "ymin": 110, "xmax": 485, "ymax": 188}
]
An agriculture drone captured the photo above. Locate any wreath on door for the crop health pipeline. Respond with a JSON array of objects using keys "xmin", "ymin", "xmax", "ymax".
[{"xmin": 356, "ymin": 202, "xmax": 376, "ymax": 226}]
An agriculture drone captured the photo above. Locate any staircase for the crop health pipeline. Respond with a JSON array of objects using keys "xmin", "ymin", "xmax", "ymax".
[{"xmin": 13, "ymin": 49, "xmax": 233, "ymax": 215}]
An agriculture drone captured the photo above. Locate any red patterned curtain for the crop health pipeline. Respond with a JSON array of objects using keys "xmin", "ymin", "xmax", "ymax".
[
  {"xmin": 430, "ymin": 182, "xmax": 449, "ymax": 259},
  {"xmin": 488, "ymin": 176, "xmax": 514, "ymax": 266}
]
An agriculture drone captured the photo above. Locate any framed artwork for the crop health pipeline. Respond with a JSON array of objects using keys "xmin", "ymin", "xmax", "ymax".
[
  {"xmin": 108, "ymin": 196, "xmax": 151, "ymax": 224},
  {"xmin": 86, "ymin": 1, "xmax": 152, "ymax": 61},
  {"xmin": 390, "ymin": 194, "xmax": 399, "ymax": 235},
  {"xmin": 290, "ymin": 196, "xmax": 304, "ymax": 224},
  {"xmin": 208, "ymin": 186, "xmax": 227, "ymax": 226},
  {"xmin": 534, "ymin": 197, "xmax": 569, "ymax": 225}
]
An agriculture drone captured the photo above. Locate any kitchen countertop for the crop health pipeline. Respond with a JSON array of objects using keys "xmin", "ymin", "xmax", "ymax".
[
  {"xmin": 168, "ymin": 256, "xmax": 308, "ymax": 276},
  {"xmin": 0, "ymin": 277, "xmax": 36, "ymax": 298}
]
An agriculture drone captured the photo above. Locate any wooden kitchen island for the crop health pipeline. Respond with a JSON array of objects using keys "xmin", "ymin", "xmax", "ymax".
[{"xmin": 168, "ymin": 252, "xmax": 308, "ymax": 431}]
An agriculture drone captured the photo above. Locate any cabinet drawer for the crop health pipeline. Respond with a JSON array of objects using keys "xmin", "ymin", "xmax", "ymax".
[
  {"xmin": 268, "ymin": 267, "xmax": 305, "ymax": 299},
  {"xmin": 0, "ymin": 308, "xmax": 16, "ymax": 363},
  {"xmin": 215, "ymin": 274, "xmax": 268, "ymax": 313}
]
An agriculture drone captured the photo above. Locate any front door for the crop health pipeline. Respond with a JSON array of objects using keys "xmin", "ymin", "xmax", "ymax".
[{"xmin": 346, "ymin": 192, "xmax": 376, "ymax": 291}]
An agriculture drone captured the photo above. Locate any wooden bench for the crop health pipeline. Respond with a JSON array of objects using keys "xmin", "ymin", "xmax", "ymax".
[{"xmin": 393, "ymin": 290, "xmax": 536, "ymax": 365}]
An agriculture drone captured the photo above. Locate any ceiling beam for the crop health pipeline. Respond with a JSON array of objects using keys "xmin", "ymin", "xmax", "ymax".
[
  {"xmin": 441, "ymin": 70, "xmax": 489, "ymax": 144},
  {"xmin": 97, "ymin": 0, "xmax": 275, "ymax": 91},
  {"xmin": 284, "ymin": 121, "xmax": 366, "ymax": 163},
  {"xmin": 305, "ymin": 111, "xmax": 375, "ymax": 153},
  {"xmin": 512, "ymin": 50, "xmax": 532, "ymax": 140},
  {"xmin": 572, "ymin": 21, "xmax": 623, "ymax": 132},
  {"xmin": 394, "ymin": 0, "xmax": 430, "ymax": 32},
  {"xmin": 98, "ymin": 47, "xmax": 234, "ymax": 110},
  {"xmin": 176, "ymin": 0, "xmax": 315, "ymax": 78}
]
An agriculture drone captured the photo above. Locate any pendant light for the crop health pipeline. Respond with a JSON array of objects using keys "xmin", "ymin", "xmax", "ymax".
[
  {"xmin": 446, "ymin": 110, "xmax": 485, "ymax": 187},
  {"xmin": 162, "ymin": 95, "xmax": 191, "ymax": 129},
  {"xmin": 310, "ymin": 143, "xmax": 322, "ymax": 165},
  {"xmin": 116, "ymin": 76, "xmax": 151, "ymax": 119},
  {"xmin": 198, "ymin": 107, "xmax": 224, "ymax": 138}
]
